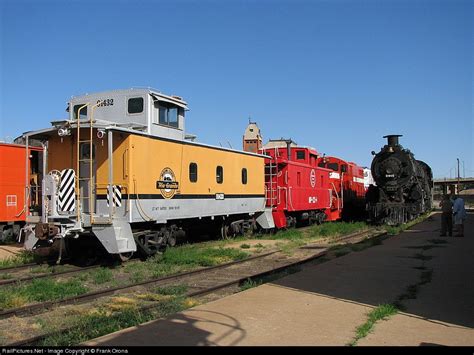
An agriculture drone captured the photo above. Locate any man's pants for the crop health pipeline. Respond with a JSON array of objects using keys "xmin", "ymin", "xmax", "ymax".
[{"xmin": 440, "ymin": 213, "xmax": 453, "ymax": 236}]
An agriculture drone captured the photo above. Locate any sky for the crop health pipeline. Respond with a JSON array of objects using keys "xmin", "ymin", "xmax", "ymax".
[{"xmin": 0, "ymin": 0, "xmax": 472, "ymax": 179}]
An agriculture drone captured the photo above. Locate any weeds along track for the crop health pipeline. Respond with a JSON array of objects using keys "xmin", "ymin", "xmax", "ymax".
[
  {"xmin": 0, "ymin": 251, "xmax": 277, "ymax": 320},
  {"xmin": 0, "ymin": 264, "xmax": 102, "ymax": 287},
  {"xmin": 2, "ymin": 228, "xmax": 388, "ymax": 346}
]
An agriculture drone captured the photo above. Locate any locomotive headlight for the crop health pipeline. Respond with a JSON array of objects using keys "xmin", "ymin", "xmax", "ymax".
[{"xmin": 97, "ymin": 129, "xmax": 105, "ymax": 139}]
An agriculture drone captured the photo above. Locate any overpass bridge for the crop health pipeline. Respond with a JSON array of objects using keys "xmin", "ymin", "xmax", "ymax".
[{"xmin": 433, "ymin": 177, "xmax": 474, "ymax": 195}]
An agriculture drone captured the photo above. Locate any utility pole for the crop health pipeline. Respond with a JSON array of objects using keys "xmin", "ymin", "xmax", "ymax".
[{"xmin": 457, "ymin": 158, "xmax": 460, "ymax": 192}]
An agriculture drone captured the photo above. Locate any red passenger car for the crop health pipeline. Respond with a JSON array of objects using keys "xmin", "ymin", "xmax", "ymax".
[
  {"xmin": 317, "ymin": 156, "xmax": 366, "ymax": 220},
  {"xmin": 260, "ymin": 140, "xmax": 337, "ymax": 229},
  {"xmin": 0, "ymin": 142, "xmax": 42, "ymax": 242}
]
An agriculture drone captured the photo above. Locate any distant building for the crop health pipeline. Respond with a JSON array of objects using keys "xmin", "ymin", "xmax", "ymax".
[{"xmin": 243, "ymin": 121, "xmax": 263, "ymax": 153}]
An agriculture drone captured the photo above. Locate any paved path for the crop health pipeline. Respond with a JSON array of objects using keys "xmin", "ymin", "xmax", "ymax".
[{"xmin": 85, "ymin": 213, "xmax": 474, "ymax": 346}]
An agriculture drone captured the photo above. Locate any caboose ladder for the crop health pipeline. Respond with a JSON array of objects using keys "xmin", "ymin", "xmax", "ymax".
[
  {"xmin": 264, "ymin": 149, "xmax": 279, "ymax": 208},
  {"xmin": 76, "ymin": 103, "xmax": 99, "ymax": 224}
]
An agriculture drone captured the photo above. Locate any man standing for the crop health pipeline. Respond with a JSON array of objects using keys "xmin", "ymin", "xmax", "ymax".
[
  {"xmin": 453, "ymin": 195, "xmax": 467, "ymax": 237},
  {"xmin": 439, "ymin": 195, "xmax": 453, "ymax": 237}
]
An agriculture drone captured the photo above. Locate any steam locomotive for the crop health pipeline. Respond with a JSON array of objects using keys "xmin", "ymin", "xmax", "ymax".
[{"xmin": 366, "ymin": 135, "xmax": 432, "ymax": 225}]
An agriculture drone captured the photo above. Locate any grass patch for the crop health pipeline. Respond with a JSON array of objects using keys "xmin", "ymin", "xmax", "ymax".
[
  {"xmin": 240, "ymin": 244, "xmax": 251, "ymax": 249},
  {"xmin": 40, "ymin": 296, "xmax": 194, "ymax": 346},
  {"xmin": 269, "ymin": 228, "xmax": 304, "ymax": 241},
  {"xmin": 0, "ymin": 251, "xmax": 38, "ymax": 268},
  {"xmin": 240, "ymin": 265, "xmax": 302, "ymax": 292},
  {"xmin": 385, "ymin": 213, "xmax": 431, "ymax": 235},
  {"xmin": 89, "ymin": 268, "xmax": 114, "ymax": 284},
  {"xmin": 155, "ymin": 284, "xmax": 188, "ymax": 296},
  {"xmin": 348, "ymin": 304, "xmax": 398, "ymax": 346},
  {"xmin": 0, "ymin": 278, "xmax": 88, "ymax": 310},
  {"xmin": 308, "ymin": 221, "xmax": 368, "ymax": 239},
  {"xmin": 277, "ymin": 239, "xmax": 306, "ymax": 256},
  {"xmin": 240, "ymin": 278, "xmax": 262, "ymax": 291},
  {"xmin": 161, "ymin": 245, "xmax": 249, "ymax": 267}
]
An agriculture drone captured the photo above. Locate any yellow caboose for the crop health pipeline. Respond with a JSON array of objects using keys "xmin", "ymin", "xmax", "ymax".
[{"xmin": 23, "ymin": 89, "xmax": 270, "ymax": 259}]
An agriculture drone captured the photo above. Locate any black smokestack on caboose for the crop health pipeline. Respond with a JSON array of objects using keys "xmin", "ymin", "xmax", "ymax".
[
  {"xmin": 383, "ymin": 134, "xmax": 403, "ymax": 147},
  {"xmin": 286, "ymin": 140, "xmax": 292, "ymax": 161}
]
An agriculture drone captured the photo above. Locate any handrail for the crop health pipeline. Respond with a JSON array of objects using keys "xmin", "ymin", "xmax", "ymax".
[
  {"xmin": 88, "ymin": 102, "xmax": 100, "ymax": 224},
  {"xmin": 75, "ymin": 104, "xmax": 88, "ymax": 222}
]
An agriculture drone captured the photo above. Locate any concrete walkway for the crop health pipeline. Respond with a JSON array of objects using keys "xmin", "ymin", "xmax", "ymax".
[{"xmin": 85, "ymin": 213, "xmax": 474, "ymax": 346}]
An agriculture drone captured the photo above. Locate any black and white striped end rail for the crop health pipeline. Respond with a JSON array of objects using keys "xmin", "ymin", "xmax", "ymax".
[
  {"xmin": 58, "ymin": 169, "xmax": 76, "ymax": 212},
  {"xmin": 106, "ymin": 185, "xmax": 122, "ymax": 207}
]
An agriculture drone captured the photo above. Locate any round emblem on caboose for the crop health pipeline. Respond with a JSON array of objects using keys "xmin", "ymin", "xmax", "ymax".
[
  {"xmin": 157, "ymin": 168, "xmax": 179, "ymax": 199},
  {"xmin": 310, "ymin": 169, "xmax": 316, "ymax": 188}
]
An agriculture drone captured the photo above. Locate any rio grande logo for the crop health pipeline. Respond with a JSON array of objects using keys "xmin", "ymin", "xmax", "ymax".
[{"xmin": 157, "ymin": 168, "xmax": 179, "ymax": 199}]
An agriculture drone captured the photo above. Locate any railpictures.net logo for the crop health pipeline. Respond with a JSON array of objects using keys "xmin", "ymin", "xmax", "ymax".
[{"xmin": 1, "ymin": 349, "xmax": 128, "ymax": 355}]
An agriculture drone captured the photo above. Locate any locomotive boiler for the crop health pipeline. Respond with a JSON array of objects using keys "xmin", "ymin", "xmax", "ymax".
[{"xmin": 366, "ymin": 135, "xmax": 432, "ymax": 225}]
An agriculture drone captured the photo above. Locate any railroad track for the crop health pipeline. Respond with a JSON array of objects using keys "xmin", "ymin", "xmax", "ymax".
[
  {"xmin": 4, "ymin": 228, "xmax": 387, "ymax": 346},
  {"xmin": 0, "ymin": 264, "xmax": 102, "ymax": 286}
]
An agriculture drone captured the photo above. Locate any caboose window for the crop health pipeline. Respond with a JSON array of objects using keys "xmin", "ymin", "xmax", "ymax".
[
  {"xmin": 327, "ymin": 163, "xmax": 339, "ymax": 171},
  {"xmin": 296, "ymin": 150, "xmax": 305, "ymax": 160},
  {"xmin": 216, "ymin": 166, "xmax": 223, "ymax": 184},
  {"xmin": 241, "ymin": 168, "xmax": 248, "ymax": 184},
  {"xmin": 80, "ymin": 143, "xmax": 95, "ymax": 159},
  {"xmin": 128, "ymin": 97, "xmax": 144, "ymax": 114},
  {"xmin": 73, "ymin": 104, "xmax": 87, "ymax": 120},
  {"xmin": 158, "ymin": 101, "xmax": 180, "ymax": 128},
  {"xmin": 189, "ymin": 163, "xmax": 198, "ymax": 183}
]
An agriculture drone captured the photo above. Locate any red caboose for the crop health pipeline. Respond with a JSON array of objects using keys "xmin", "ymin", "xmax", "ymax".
[
  {"xmin": 0, "ymin": 142, "xmax": 43, "ymax": 241},
  {"xmin": 317, "ymin": 156, "xmax": 366, "ymax": 220},
  {"xmin": 260, "ymin": 140, "xmax": 336, "ymax": 229}
]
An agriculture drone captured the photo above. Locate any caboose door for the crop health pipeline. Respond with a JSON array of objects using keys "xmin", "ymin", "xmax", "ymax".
[{"xmin": 78, "ymin": 143, "xmax": 97, "ymax": 214}]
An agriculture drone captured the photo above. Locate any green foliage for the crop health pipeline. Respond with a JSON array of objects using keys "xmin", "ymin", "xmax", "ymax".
[
  {"xmin": 0, "ymin": 251, "xmax": 38, "ymax": 268},
  {"xmin": 240, "ymin": 278, "xmax": 262, "ymax": 291},
  {"xmin": 386, "ymin": 213, "xmax": 431, "ymax": 235},
  {"xmin": 161, "ymin": 245, "xmax": 249, "ymax": 267},
  {"xmin": 0, "ymin": 278, "xmax": 88, "ymax": 310},
  {"xmin": 308, "ymin": 221, "xmax": 368, "ymax": 239},
  {"xmin": 269, "ymin": 228, "xmax": 304, "ymax": 240},
  {"xmin": 240, "ymin": 244, "xmax": 251, "ymax": 249},
  {"xmin": 89, "ymin": 268, "xmax": 114, "ymax": 284},
  {"xmin": 155, "ymin": 284, "xmax": 188, "ymax": 296},
  {"xmin": 348, "ymin": 304, "xmax": 398, "ymax": 346},
  {"xmin": 40, "ymin": 297, "xmax": 192, "ymax": 346}
]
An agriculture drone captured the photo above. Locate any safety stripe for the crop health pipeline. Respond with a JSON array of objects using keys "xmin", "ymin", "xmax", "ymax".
[
  {"xmin": 58, "ymin": 169, "xmax": 76, "ymax": 212},
  {"xmin": 106, "ymin": 185, "xmax": 122, "ymax": 207}
]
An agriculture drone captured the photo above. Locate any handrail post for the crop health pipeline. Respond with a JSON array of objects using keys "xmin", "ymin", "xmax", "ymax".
[
  {"xmin": 88, "ymin": 102, "xmax": 100, "ymax": 224},
  {"xmin": 76, "ymin": 104, "xmax": 88, "ymax": 222},
  {"xmin": 108, "ymin": 130, "xmax": 114, "ymax": 220}
]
